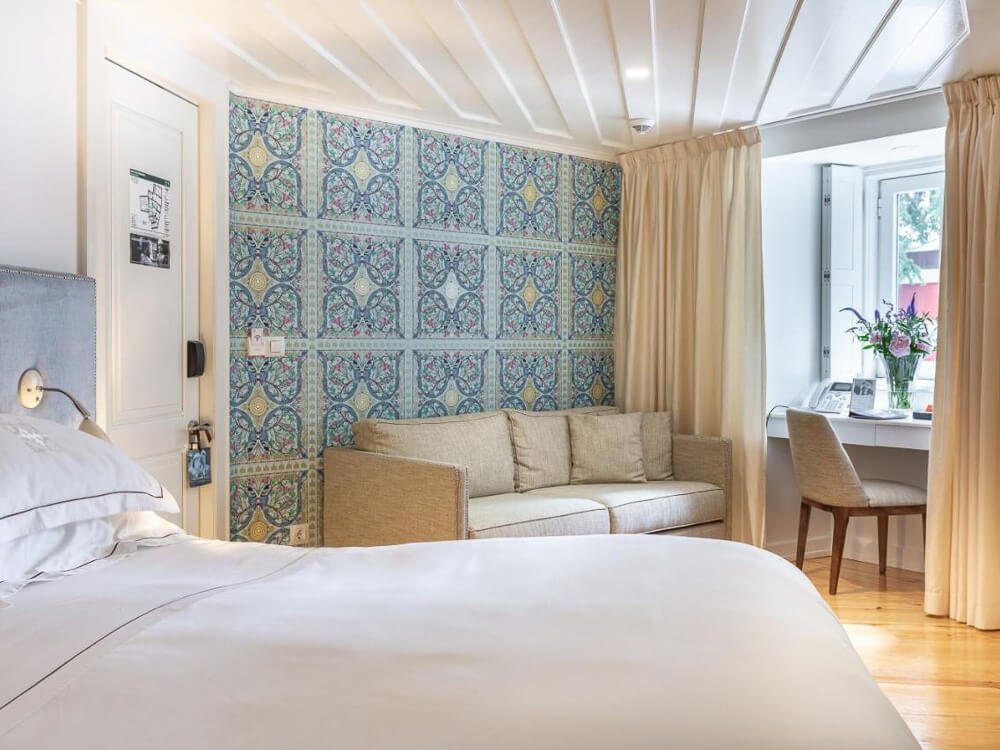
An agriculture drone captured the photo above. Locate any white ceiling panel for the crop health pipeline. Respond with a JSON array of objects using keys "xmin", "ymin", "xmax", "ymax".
[{"xmin": 97, "ymin": 0, "xmax": 990, "ymax": 158}]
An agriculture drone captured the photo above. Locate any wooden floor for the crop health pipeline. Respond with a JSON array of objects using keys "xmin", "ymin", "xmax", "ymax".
[{"xmin": 803, "ymin": 558, "xmax": 1000, "ymax": 750}]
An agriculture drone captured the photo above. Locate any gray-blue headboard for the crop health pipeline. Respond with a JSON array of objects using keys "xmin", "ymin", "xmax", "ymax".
[{"xmin": 0, "ymin": 265, "xmax": 97, "ymax": 427}]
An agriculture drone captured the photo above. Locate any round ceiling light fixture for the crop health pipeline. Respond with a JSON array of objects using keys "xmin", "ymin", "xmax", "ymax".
[{"xmin": 629, "ymin": 117, "xmax": 655, "ymax": 134}]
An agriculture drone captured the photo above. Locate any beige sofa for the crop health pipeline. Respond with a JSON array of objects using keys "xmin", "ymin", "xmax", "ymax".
[{"xmin": 323, "ymin": 406, "xmax": 731, "ymax": 547}]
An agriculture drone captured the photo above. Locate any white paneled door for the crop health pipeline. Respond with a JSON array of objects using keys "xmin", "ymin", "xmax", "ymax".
[{"xmin": 106, "ymin": 63, "xmax": 201, "ymax": 533}]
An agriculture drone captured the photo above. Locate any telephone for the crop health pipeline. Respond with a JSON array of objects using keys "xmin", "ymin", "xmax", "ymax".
[{"xmin": 806, "ymin": 380, "xmax": 853, "ymax": 414}]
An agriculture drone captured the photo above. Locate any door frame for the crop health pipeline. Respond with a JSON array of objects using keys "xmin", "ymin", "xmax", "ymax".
[{"xmin": 85, "ymin": 6, "xmax": 231, "ymax": 539}]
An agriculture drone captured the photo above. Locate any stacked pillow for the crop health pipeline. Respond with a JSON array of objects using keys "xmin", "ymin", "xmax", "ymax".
[
  {"xmin": 0, "ymin": 414, "xmax": 181, "ymax": 602},
  {"xmin": 505, "ymin": 409, "xmax": 674, "ymax": 491}
]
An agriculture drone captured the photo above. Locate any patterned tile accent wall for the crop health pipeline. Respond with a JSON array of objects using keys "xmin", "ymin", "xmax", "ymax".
[{"xmin": 229, "ymin": 95, "xmax": 620, "ymax": 544}]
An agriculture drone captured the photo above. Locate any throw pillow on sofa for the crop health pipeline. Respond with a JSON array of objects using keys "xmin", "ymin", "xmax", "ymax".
[
  {"xmin": 506, "ymin": 411, "xmax": 571, "ymax": 491},
  {"xmin": 641, "ymin": 411, "xmax": 674, "ymax": 480},
  {"xmin": 568, "ymin": 413, "xmax": 646, "ymax": 484}
]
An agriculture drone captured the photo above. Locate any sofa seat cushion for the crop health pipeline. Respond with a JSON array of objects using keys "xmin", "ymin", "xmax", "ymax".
[
  {"xmin": 525, "ymin": 481, "xmax": 724, "ymax": 534},
  {"xmin": 467, "ymin": 494, "xmax": 610, "ymax": 539}
]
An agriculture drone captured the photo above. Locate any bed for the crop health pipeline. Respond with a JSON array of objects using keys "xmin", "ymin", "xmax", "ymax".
[{"xmin": 0, "ymin": 266, "xmax": 918, "ymax": 749}]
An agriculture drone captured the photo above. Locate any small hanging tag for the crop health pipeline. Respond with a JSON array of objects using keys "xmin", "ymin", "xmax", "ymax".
[{"xmin": 187, "ymin": 446, "xmax": 212, "ymax": 487}]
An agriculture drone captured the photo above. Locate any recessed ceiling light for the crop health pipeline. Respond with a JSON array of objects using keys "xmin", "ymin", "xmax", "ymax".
[{"xmin": 625, "ymin": 67, "xmax": 650, "ymax": 80}]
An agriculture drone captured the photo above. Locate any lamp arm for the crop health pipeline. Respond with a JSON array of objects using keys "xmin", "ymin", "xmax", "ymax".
[{"xmin": 40, "ymin": 386, "xmax": 92, "ymax": 420}]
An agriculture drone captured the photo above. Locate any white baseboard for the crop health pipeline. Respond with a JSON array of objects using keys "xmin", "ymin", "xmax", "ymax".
[
  {"xmin": 766, "ymin": 534, "xmax": 924, "ymax": 572},
  {"xmin": 844, "ymin": 535, "xmax": 924, "ymax": 572},
  {"xmin": 767, "ymin": 535, "xmax": 832, "ymax": 561}
]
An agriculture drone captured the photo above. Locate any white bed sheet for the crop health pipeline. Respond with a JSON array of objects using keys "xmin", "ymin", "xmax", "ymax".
[{"xmin": 0, "ymin": 534, "xmax": 917, "ymax": 749}]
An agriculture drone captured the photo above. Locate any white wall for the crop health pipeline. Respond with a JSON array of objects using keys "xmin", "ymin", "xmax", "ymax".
[
  {"xmin": 762, "ymin": 160, "xmax": 927, "ymax": 571},
  {"xmin": 762, "ymin": 162, "xmax": 828, "ymax": 554},
  {"xmin": 761, "ymin": 91, "xmax": 946, "ymax": 160},
  {"xmin": 0, "ymin": 0, "xmax": 79, "ymax": 273}
]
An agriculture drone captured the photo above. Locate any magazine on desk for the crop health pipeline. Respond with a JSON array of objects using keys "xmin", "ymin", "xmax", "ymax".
[{"xmin": 848, "ymin": 408, "xmax": 909, "ymax": 420}]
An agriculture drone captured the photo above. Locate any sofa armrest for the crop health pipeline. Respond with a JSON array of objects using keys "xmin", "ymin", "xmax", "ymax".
[
  {"xmin": 323, "ymin": 448, "xmax": 469, "ymax": 547},
  {"xmin": 672, "ymin": 434, "xmax": 733, "ymax": 537}
]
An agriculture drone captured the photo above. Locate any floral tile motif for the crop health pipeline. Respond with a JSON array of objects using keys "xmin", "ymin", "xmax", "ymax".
[
  {"xmin": 319, "ymin": 232, "xmax": 402, "ymax": 338},
  {"xmin": 571, "ymin": 351, "xmax": 615, "ymax": 407},
  {"xmin": 229, "ymin": 98, "xmax": 306, "ymax": 216},
  {"xmin": 319, "ymin": 112, "xmax": 403, "ymax": 225},
  {"xmin": 570, "ymin": 253, "xmax": 615, "ymax": 338},
  {"xmin": 498, "ymin": 145, "xmax": 560, "ymax": 240},
  {"xmin": 497, "ymin": 351, "xmax": 559, "ymax": 411},
  {"xmin": 230, "ymin": 353, "xmax": 307, "ymax": 464},
  {"xmin": 570, "ymin": 157, "xmax": 622, "ymax": 245},
  {"xmin": 415, "ymin": 351, "xmax": 486, "ymax": 417},
  {"xmin": 320, "ymin": 351, "xmax": 402, "ymax": 447},
  {"xmin": 416, "ymin": 240, "xmax": 486, "ymax": 338},
  {"xmin": 415, "ymin": 130, "xmax": 486, "ymax": 233},
  {"xmin": 230, "ymin": 225, "xmax": 306, "ymax": 337},
  {"xmin": 230, "ymin": 470, "xmax": 309, "ymax": 544},
  {"xmin": 498, "ymin": 248, "xmax": 560, "ymax": 339}
]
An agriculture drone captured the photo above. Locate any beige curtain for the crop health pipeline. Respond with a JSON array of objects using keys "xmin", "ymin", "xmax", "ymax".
[
  {"xmin": 616, "ymin": 128, "xmax": 766, "ymax": 546},
  {"xmin": 925, "ymin": 76, "xmax": 1000, "ymax": 630}
]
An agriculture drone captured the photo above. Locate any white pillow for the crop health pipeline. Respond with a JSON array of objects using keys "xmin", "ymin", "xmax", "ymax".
[
  {"xmin": 0, "ymin": 414, "xmax": 178, "ymax": 543},
  {"xmin": 0, "ymin": 511, "xmax": 183, "ymax": 603}
]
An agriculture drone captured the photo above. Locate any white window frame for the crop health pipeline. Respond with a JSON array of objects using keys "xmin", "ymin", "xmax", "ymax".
[{"xmin": 860, "ymin": 157, "xmax": 944, "ymax": 384}]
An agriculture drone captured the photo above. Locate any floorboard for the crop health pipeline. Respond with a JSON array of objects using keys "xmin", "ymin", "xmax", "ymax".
[{"xmin": 803, "ymin": 558, "xmax": 1000, "ymax": 750}]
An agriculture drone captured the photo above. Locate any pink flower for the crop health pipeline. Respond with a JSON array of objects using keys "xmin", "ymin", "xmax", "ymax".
[
  {"xmin": 916, "ymin": 340, "xmax": 933, "ymax": 354},
  {"xmin": 889, "ymin": 334, "xmax": 911, "ymax": 358}
]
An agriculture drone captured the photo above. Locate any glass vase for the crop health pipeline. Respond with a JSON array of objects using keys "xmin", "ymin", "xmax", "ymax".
[{"xmin": 878, "ymin": 353, "xmax": 923, "ymax": 410}]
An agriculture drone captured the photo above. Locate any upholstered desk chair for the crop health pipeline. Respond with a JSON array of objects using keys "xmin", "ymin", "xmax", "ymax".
[{"xmin": 785, "ymin": 408, "xmax": 927, "ymax": 594}]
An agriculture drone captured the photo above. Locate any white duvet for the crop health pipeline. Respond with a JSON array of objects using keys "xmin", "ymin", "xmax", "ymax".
[{"xmin": 0, "ymin": 534, "xmax": 917, "ymax": 749}]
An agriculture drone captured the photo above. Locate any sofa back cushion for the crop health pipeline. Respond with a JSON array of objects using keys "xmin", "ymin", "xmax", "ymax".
[
  {"xmin": 353, "ymin": 412, "xmax": 515, "ymax": 498},
  {"xmin": 568, "ymin": 412, "xmax": 646, "ymax": 484},
  {"xmin": 506, "ymin": 407, "xmax": 618, "ymax": 491},
  {"xmin": 641, "ymin": 411, "xmax": 674, "ymax": 480}
]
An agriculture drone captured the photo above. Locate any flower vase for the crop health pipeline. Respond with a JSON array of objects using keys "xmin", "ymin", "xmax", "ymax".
[{"xmin": 879, "ymin": 353, "xmax": 923, "ymax": 410}]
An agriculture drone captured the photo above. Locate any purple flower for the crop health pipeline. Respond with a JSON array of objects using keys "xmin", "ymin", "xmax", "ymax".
[
  {"xmin": 906, "ymin": 293, "xmax": 917, "ymax": 317},
  {"xmin": 870, "ymin": 331, "xmax": 883, "ymax": 345},
  {"xmin": 916, "ymin": 340, "xmax": 933, "ymax": 354},
  {"xmin": 840, "ymin": 306, "xmax": 868, "ymax": 324},
  {"xmin": 889, "ymin": 334, "xmax": 911, "ymax": 358}
]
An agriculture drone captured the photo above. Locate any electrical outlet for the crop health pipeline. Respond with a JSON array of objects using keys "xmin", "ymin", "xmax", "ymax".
[{"xmin": 289, "ymin": 523, "xmax": 309, "ymax": 546}]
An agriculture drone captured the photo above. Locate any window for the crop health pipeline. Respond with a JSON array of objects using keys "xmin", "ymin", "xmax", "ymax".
[
  {"xmin": 821, "ymin": 162, "xmax": 943, "ymax": 387},
  {"xmin": 876, "ymin": 171, "xmax": 943, "ymax": 379}
]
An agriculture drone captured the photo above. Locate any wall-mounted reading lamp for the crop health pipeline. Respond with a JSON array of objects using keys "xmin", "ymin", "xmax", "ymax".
[{"xmin": 18, "ymin": 369, "xmax": 110, "ymax": 442}]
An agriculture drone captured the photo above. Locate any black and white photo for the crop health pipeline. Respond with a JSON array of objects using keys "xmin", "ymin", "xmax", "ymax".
[{"xmin": 129, "ymin": 233, "xmax": 170, "ymax": 269}]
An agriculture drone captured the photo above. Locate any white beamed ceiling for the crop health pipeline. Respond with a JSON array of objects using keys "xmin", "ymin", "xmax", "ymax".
[{"xmin": 102, "ymin": 0, "xmax": 996, "ymax": 158}]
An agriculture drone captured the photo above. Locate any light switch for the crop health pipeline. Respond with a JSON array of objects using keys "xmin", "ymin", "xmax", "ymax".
[
  {"xmin": 268, "ymin": 337, "xmax": 286, "ymax": 356},
  {"xmin": 248, "ymin": 328, "xmax": 267, "ymax": 357}
]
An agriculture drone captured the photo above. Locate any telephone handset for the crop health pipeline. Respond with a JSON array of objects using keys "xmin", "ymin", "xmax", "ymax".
[{"xmin": 806, "ymin": 380, "xmax": 853, "ymax": 414}]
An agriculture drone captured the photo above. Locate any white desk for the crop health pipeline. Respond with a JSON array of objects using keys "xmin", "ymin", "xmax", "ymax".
[{"xmin": 766, "ymin": 408, "xmax": 931, "ymax": 451}]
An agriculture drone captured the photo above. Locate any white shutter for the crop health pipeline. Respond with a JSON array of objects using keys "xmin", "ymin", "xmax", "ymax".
[{"xmin": 821, "ymin": 165, "xmax": 865, "ymax": 380}]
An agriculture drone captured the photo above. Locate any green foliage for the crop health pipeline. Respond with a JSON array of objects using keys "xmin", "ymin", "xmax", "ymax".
[{"xmin": 895, "ymin": 188, "xmax": 941, "ymax": 285}]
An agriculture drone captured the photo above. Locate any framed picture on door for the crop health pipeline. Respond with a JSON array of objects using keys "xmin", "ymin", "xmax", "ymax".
[{"xmin": 128, "ymin": 169, "xmax": 171, "ymax": 269}]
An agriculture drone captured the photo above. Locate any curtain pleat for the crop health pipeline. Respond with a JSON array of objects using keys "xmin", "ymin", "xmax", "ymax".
[
  {"xmin": 616, "ymin": 128, "xmax": 766, "ymax": 546},
  {"xmin": 925, "ymin": 75, "xmax": 1000, "ymax": 630}
]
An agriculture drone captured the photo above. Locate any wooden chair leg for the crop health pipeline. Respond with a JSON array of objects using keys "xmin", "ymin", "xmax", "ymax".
[
  {"xmin": 829, "ymin": 509, "xmax": 850, "ymax": 595},
  {"xmin": 877, "ymin": 514, "xmax": 888, "ymax": 575},
  {"xmin": 795, "ymin": 502, "xmax": 811, "ymax": 569}
]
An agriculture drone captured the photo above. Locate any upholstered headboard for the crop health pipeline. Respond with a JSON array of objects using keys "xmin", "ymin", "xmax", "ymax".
[{"xmin": 0, "ymin": 265, "xmax": 97, "ymax": 427}]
